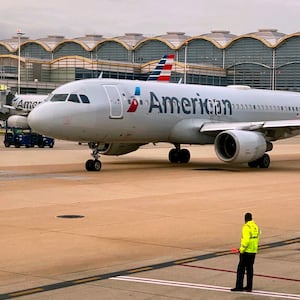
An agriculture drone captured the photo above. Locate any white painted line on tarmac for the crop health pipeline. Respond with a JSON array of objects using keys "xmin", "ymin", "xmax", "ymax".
[{"xmin": 112, "ymin": 276, "xmax": 300, "ymax": 299}]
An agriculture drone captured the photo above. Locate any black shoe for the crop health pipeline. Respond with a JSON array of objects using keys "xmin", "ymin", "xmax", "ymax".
[
  {"xmin": 231, "ymin": 287, "xmax": 243, "ymax": 291},
  {"xmin": 243, "ymin": 287, "xmax": 252, "ymax": 292}
]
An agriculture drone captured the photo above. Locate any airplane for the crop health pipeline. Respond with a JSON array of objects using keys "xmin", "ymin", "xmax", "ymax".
[
  {"xmin": 27, "ymin": 75, "xmax": 300, "ymax": 171},
  {"xmin": 1, "ymin": 94, "xmax": 49, "ymax": 128}
]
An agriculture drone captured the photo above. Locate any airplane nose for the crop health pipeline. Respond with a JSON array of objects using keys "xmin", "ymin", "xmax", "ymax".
[{"xmin": 28, "ymin": 104, "xmax": 52, "ymax": 136}]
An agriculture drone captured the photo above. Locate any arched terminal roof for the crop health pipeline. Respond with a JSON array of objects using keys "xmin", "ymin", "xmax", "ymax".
[
  {"xmin": 276, "ymin": 31, "xmax": 300, "ymax": 47},
  {"xmin": 37, "ymin": 35, "xmax": 65, "ymax": 51},
  {"xmin": 228, "ymin": 29, "xmax": 286, "ymax": 47},
  {"xmin": 155, "ymin": 32, "xmax": 191, "ymax": 47},
  {"xmin": 73, "ymin": 34, "xmax": 106, "ymax": 49},
  {"xmin": 1, "ymin": 30, "xmax": 300, "ymax": 53},
  {"xmin": 1, "ymin": 36, "xmax": 30, "ymax": 51},
  {"xmin": 200, "ymin": 30, "xmax": 237, "ymax": 47},
  {"xmin": 248, "ymin": 29, "xmax": 285, "ymax": 46},
  {"xmin": 114, "ymin": 33, "xmax": 145, "ymax": 48}
]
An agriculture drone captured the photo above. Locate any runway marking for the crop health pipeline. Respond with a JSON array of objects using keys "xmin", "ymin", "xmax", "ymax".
[
  {"xmin": 73, "ymin": 277, "xmax": 101, "ymax": 284},
  {"xmin": 0, "ymin": 171, "xmax": 86, "ymax": 181},
  {"xmin": 174, "ymin": 258, "xmax": 198, "ymax": 264},
  {"xmin": 112, "ymin": 276, "xmax": 300, "ymax": 299},
  {"xmin": 128, "ymin": 267, "xmax": 153, "ymax": 273},
  {"xmin": 0, "ymin": 237, "xmax": 298, "ymax": 299},
  {"xmin": 9, "ymin": 288, "xmax": 44, "ymax": 298},
  {"xmin": 182, "ymin": 265, "xmax": 300, "ymax": 282}
]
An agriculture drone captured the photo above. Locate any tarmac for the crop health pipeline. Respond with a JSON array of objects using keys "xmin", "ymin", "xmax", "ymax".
[{"xmin": 0, "ymin": 136, "xmax": 299, "ymax": 299}]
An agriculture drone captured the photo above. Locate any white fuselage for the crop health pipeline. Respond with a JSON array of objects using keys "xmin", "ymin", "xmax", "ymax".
[{"xmin": 28, "ymin": 79, "xmax": 300, "ymax": 144}]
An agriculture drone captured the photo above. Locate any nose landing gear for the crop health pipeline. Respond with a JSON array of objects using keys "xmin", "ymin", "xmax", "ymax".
[{"xmin": 85, "ymin": 142, "xmax": 103, "ymax": 171}]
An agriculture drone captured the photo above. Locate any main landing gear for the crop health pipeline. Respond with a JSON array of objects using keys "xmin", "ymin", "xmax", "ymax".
[
  {"xmin": 168, "ymin": 144, "xmax": 191, "ymax": 164},
  {"xmin": 85, "ymin": 142, "xmax": 102, "ymax": 171},
  {"xmin": 248, "ymin": 153, "xmax": 270, "ymax": 168}
]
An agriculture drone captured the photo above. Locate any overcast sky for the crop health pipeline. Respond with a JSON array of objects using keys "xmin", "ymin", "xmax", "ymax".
[{"xmin": 1, "ymin": 0, "xmax": 300, "ymax": 40}]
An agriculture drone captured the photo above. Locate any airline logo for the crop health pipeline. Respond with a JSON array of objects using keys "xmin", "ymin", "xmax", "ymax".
[
  {"xmin": 127, "ymin": 86, "xmax": 140, "ymax": 112},
  {"xmin": 147, "ymin": 54, "xmax": 174, "ymax": 82},
  {"xmin": 127, "ymin": 89, "xmax": 233, "ymax": 116},
  {"xmin": 127, "ymin": 98, "xmax": 139, "ymax": 112},
  {"xmin": 148, "ymin": 92, "xmax": 233, "ymax": 115},
  {"xmin": 12, "ymin": 96, "xmax": 44, "ymax": 111}
]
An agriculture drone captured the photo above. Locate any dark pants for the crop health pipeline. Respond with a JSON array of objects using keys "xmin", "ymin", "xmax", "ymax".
[{"xmin": 235, "ymin": 252, "xmax": 256, "ymax": 289}]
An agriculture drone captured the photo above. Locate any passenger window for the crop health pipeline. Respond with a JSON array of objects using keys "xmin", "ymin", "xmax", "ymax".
[
  {"xmin": 80, "ymin": 94, "xmax": 90, "ymax": 104},
  {"xmin": 68, "ymin": 94, "xmax": 80, "ymax": 103},
  {"xmin": 50, "ymin": 94, "xmax": 68, "ymax": 102}
]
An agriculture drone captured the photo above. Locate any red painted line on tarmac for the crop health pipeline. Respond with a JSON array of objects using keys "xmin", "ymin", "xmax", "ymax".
[{"xmin": 182, "ymin": 264, "xmax": 300, "ymax": 282}]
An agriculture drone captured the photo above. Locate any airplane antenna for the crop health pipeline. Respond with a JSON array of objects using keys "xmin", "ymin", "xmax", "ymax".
[
  {"xmin": 98, "ymin": 72, "xmax": 103, "ymax": 79},
  {"xmin": 178, "ymin": 78, "xmax": 183, "ymax": 84}
]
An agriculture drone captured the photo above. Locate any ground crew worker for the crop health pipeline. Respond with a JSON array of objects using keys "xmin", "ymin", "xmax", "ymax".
[{"xmin": 231, "ymin": 212, "xmax": 260, "ymax": 292}]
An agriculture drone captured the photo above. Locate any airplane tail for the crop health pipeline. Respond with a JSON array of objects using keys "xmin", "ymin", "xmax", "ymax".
[{"xmin": 147, "ymin": 54, "xmax": 174, "ymax": 82}]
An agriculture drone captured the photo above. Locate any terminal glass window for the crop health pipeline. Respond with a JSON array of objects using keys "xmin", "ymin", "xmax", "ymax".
[
  {"xmin": 93, "ymin": 41, "xmax": 128, "ymax": 61},
  {"xmin": 178, "ymin": 39, "xmax": 223, "ymax": 67},
  {"xmin": 22, "ymin": 43, "xmax": 51, "ymax": 59},
  {"xmin": 54, "ymin": 42, "xmax": 89, "ymax": 59},
  {"xmin": 134, "ymin": 40, "xmax": 172, "ymax": 63}
]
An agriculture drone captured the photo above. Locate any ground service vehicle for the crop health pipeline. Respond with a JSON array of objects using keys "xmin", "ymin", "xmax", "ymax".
[{"xmin": 4, "ymin": 126, "xmax": 54, "ymax": 148}]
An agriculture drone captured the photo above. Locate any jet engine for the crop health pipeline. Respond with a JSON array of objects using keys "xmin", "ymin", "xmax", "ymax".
[
  {"xmin": 97, "ymin": 143, "xmax": 145, "ymax": 156},
  {"xmin": 214, "ymin": 130, "xmax": 267, "ymax": 163},
  {"xmin": 7, "ymin": 115, "xmax": 29, "ymax": 129}
]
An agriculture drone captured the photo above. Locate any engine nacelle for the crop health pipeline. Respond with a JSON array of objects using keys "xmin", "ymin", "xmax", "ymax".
[
  {"xmin": 214, "ymin": 130, "xmax": 267, "ymax": 163},
  {"xmin": 99, "ymin": 143, "xmax": 144, "ymax": 156},
  {"xmin": 7, "ymin": 115, "xmax": 29, "ymax": 129}
]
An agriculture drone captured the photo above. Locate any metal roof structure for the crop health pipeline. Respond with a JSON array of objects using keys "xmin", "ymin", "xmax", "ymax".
[
  {"xmin": 201, "ymin": 30, "xmax": 237, "ymax": 47},
  {"xmin": 1, "ymin": 29, "xmax": 300, "ymax": 93},
  {"xmin": 1, "ymin": 29, "xmax": 297, "ymax": 51}
]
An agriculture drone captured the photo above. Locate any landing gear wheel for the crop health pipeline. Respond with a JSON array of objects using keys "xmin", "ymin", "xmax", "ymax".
[
  {"xmin": 179, "ymin": 149, "xmax": 190, "ymax": 163},
  {"xmin": 93, "ymin": 159, "xmax": 102, "ymax": 171},
  {"xmin": 169, "ymin": 148, "xmax": 191, "ymax": 164},
  {"xmin": 85, "ymin": 159, "xmax": 95, "ymax": 171},
  {"xmin": 169, "ymin": 148, "xmax": 180, "ymax": 163},
  {"xmin": 258, "ymin": 153, "xmax": 270, "ymax": 168},
  {"xmin": 85, "ymin": 159, "xmax": 102, "ymax": 171},
  {"xmin": 86, "ymin": 142, "xmax": 105, "ymax": 171},
  {"xmin": 248, "ymin": 153, "xmax": 270, "ymax": 169}
]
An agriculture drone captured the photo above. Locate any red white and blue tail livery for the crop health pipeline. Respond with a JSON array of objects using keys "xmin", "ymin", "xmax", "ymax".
[{"xmin": 147, "ymin": 54, "xmax": 174, "ymax": 82}]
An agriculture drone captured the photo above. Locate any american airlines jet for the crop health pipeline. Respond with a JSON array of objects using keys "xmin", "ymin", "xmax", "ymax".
[
  {"xmin": 28, "ymin": 71, "xmax": 300, "ymax": 171},
  {"xmin": 3, "ymin": 94, "xmax": 49, "ymax": 128}
]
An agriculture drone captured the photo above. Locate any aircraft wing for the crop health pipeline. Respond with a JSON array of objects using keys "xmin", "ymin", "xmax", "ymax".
[{"xmin": 200, "ymin": 119, "xmax": 300, "ymax": 140}]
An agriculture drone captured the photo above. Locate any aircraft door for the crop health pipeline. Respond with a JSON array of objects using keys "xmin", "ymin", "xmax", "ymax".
[{"xmin": 103, "ymin": 85, "xmax": 123, "ymax": 119}]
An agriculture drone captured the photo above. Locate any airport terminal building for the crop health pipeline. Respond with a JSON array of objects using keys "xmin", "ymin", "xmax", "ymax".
[{"xmin": 0, "ymin": 29, "xmax": 300, "ymax": 94}]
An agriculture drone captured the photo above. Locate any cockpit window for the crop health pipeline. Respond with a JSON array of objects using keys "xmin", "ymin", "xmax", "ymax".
[
  {"xmin": 80, "ymin": 94, "xmax": 90, "ymax": 104},
  {"xmin": 50, "ymin": 94, "xmax": 68, "ymax": 102},
  {"xmin": 68, "ymin": 94, "xmax": 80, "ymax": 103}
]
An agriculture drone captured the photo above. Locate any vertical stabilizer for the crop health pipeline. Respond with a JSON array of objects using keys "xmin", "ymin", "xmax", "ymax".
[{"xmin": 147, "ymin": 54, "xmax": 174, "ymax": 82}]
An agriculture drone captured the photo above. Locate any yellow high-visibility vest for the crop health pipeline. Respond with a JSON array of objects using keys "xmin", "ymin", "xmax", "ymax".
[{"xmin": 239, "ymin": 220, "xmax": 259, "ymax": 254}]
